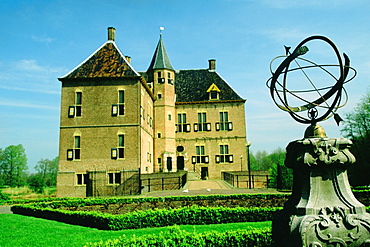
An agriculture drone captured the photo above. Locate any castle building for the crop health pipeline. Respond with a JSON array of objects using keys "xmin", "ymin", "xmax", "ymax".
[{"xmin": 56, "ymin": 27, "xmax": 248, "ymax": 197}]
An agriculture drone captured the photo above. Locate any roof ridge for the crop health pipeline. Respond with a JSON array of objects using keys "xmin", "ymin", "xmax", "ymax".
[{"xmin": 60, "ymin": 40, "xmax": 140, "ymax": 79}]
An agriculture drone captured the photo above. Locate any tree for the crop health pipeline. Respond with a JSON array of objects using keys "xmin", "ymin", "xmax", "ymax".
[
  {"xmin": 28, "ymin": 173, "xmax": 45, "ymax": 194},
  {"xmin": 341, "ymin": 89, "xmax": 370, "ymax": 186},
  {"xmin": 34, "ymin": 157, "xmax": 58, "ymax": 187},
  {"xmin": 0, "ymin": 145, "xmax": 28, "ymax": 187},
  {"xmin": 268, "ymin": 148, "xmax": 292, "ymax": 190},
  {"xmin": 250, "ymin": 150, "xmax": 271, "ymax": 170}
]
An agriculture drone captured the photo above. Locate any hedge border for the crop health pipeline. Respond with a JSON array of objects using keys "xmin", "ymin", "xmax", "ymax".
[
  {"xmin": 84, "ymin": 225, "xmax": 273, "ymax": 247},
  {"xmin": 11, "ymin": 204, "xmax": 280, "ymax": 230}
]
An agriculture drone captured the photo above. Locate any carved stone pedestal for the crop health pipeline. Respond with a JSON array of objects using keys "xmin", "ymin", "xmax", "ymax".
[{"xmin": 273, "ymin": 137, "xmax": 370, "ymax": 246}]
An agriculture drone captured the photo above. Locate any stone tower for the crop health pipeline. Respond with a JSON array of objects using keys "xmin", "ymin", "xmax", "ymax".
[{"xmin": 147, "ymin": 34, "xmax": 176, "ymax": 172}]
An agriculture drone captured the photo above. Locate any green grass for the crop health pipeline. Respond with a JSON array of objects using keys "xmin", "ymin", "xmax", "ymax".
[{"xmin": 0, "ymin": 214, "xmax": 271, "ymax": 247}]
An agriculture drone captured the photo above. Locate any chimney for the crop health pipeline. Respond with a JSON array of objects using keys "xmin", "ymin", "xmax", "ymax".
[
  {"xmin": 108, "ymin": 27, "xmax": 116, "ymax": 41},
  {"xmin": 208, "ymin": 59, "xmax": 216, "ymax": 71},
  {"xmin": 125, "ymin": 56, "xmax": 131, "ymax": 63}
]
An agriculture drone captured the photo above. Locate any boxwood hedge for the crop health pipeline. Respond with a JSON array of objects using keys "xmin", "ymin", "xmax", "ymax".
[
  {"xmin": 11, "ymin": 204, "xmax": 281, "ymax": 230},
  {"xmin": 85, "ymin": 225, "xmax": 272, "ymax": 247}
]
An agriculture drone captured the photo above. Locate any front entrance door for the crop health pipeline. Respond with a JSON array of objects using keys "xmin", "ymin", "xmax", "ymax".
[
  {"xmin": 167, "ymin": 157, "xmax": 172, "ymax": 172},
  {"xmin": 177, "ymin": 156, "xmax": 184, "ymax": 170},
  {"xmin": 201, "ymin": 167, "xmax": 208, "ymax": 180}
]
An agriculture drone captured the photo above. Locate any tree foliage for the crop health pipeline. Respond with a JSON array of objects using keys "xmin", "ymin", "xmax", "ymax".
[
  {"xmin": 0, "ymin": 144, "xmax": 28, "ymax": 187},
  {"xmin": 250, "ymin": 148, "xmax": 292, "ymax": 190},
  {"xmin": 34, "ymin": 157, "xmax": 58, "ymax": 187},
  {"xmin": 341, "ymin": 89, "xmax": 370, "ymax": 186}
]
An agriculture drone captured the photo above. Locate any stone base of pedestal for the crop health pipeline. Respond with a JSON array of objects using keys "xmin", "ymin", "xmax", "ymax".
[
  {"xmin": 274, "ymin": 209, "xmax": 370, "ymax": 246},
  {"xmin": 272, "ymin": 137, "xmax": 370, "ymax": 246}
]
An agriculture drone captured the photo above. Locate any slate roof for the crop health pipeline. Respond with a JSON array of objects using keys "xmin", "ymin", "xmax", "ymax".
[
  {"xmin": 140, "ymin": 69, "xmax": 244, "ymax": 103},
  {"xmin": 147, "ymin": 35, "xmax": 174, "ymax": 71},
  {"xmin": 174, "ymin": 69, "xmax": 244, "ymax": 103},
  {"xmin": 60, "ymin": 41, "xmax": 139, "ymax": 79}
]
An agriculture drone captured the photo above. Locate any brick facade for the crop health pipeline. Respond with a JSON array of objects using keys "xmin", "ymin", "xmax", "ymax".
[{"xmin": 56, "ymin": 28, "xmax": 249, "ymax": 197}]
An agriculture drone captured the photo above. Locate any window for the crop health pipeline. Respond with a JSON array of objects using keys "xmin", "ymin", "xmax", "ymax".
[
  {"xmin": 176, "ymin": 113, "xmax": 190, "ymax": 132},
  {"xmin": 216, "ymin": 111, "xmax": 233, "ymax": 131},
  {"xmin": 168, "ymin": 114, "xmax": 171, "ymax": 121},
  {"xmin": 167, "ymin": 72, "xmax": 173, "ymax": 84},
  {"xmin": 210, "ymin": 91, "xmax": 218, "ymax": 100},
  {"xmin": 74, "ymin": 136, "xmax": 81, "ymax": 159},
  {"xmin": 76, "ymin": 173, "xmax": 88, "ymax": 185},
  {"xmin": 75, "ymin": 92, "xmax": 82, "ymax": 117},
  {"xmin": 107, "ymin": 172, "xmax": 121, "ymax": 184},
  {"xmin": 112, "ymin": 90, "xmax": 124, "ymax": 116},
  {"xmin": 194, "ymin": 113, "xmax": 211, "ymax": 132},
  {"xmin": 140, "ymin": 106, "xmax": 145, "ymax": 120},
  {"xmin": 157, "ymin": 72, "xmax": 164, "ymax": 83},
  {"xmin": 206, "ymin": 83, "xmax": 220, "ymax": 100},
  {"xmin": 68, "ymin": 92, "xmax": 82, "ymax": 118},
  {"xmin": 158, "ymin": 93, "xmax": 162, "ymax": 99},
  {"xmin": 67, "ymin": 136, "xmax": 81, "ymax": 160},
  {"xmin": 118, "ymin": 135, "xmax": 124, "ymax": 158},
  {"xmin": 192, "ymin": 145, "xmax": 209, "ymax": 164},
  {"xmin": 111, "ymin": 134, "xmax": 124, "ymax": 159},
  {"xmin": 216, "ymin": 144, "xmax": 233, "ymax": 163}
]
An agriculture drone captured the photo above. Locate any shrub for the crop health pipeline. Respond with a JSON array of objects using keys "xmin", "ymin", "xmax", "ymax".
[
  {"xmin": 85, "ymin": 225, "xmax": 272, "ymax": 247},
  {"xmin": 0, "ymin": 190, "xmax": 10, "ymax": 201},
  {"xmin": 11, "ymin": 204, "xmax": 280, "ymax": 230}
]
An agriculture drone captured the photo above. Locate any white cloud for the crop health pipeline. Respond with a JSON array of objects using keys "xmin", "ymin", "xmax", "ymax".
[
  {"xmin": 0, "ymin": 59, "xmax": 66, "ymax": 94},
  {"xmin": 32, "ymin": 35, "xmax": 54, "ymax": 44},
  {"xmin": 0, "ymin": 100, "xmax": 59, "ymax": 110}
]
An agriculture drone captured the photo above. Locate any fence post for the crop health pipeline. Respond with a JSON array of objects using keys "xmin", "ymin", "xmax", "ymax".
[
  {"xmin": 236, "ymin": 175, "xmax": 239, "ymax": 188},
  {"xmin": 266, "ymin": 175, "xmax": 269, "ymax": 188}
]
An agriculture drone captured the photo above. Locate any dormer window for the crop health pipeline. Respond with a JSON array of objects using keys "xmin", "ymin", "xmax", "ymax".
[{"xmin": 206, "ymin": 83, "xmax": 221, "ymax": 100}]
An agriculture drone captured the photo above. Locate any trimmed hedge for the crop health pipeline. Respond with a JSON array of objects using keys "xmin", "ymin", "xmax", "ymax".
[
  {"xmin": 27, "ymin": 193, "xmax": 290, "ymax": 208},
  {"xmin": 11, "ymin": 204, "xmax": 280, "ymax": 230},
  {"xmin": 84, "ymin": 225, "xmax": 272, "ymax": 247}
]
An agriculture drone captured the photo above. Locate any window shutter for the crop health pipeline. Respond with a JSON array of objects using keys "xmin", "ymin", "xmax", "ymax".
[
  {"xmin": 67, "ymin": 149, "xmax": 74, "ymax": 160},
  {"xmin": 193, "ymin": 123, "xmax": 198, "ymax": 132},
  {"xmin": 216, "ymin": 122, "xmax": 220, "ymax": 131},
  {"xmin": 206, "ymin": 123, "xmax": 211, "ymax": 131},
  {"xmin": 111, "ymin": 148, "xmax": 118, "ymax": 159},
  {"xmin": 112, "ymin": 105, "xmax": 118, "ymax": 116},
  {"xmin": 205, "ymin": 156, "xmax": 209, "ymax": 163},
  {"xmin": 192, "ymin": 156, "xmax": 197, "ymax": 164},
  {"xmin": 215, "ymin": 155, "xmax": 220, "ymax": 163},
  {"xmin": 228, "ymin": 122, "xmax": 233, "ymax": 131},
  {"xmin": 68, "ymin": 106, "xmax": 75, "ymax": 118},
  {"xmin": 228, "ymin": 155, "xmax": 234, "ymax": 163}
]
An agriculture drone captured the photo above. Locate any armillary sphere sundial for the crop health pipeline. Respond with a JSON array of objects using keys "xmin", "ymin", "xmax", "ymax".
[
  {"xmin": 266, "ymin": 35, "xmax": 356, "ymax": 137},
  {"xmin": 268, "ymin": 36, "xmax": 370, "ymax": 247}
]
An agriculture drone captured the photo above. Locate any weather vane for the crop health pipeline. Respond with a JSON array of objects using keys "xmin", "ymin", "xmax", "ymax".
[
  {"xmin": 159, "ymin": 26, "xmax": 165, "ymax": 35},
  {"xmin": 266, "ymin": 35, "xmax": 356, "ymax": 137}
]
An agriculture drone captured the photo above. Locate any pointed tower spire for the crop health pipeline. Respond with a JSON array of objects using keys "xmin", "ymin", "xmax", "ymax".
[{"xmin": 148, "ymin": 34, "xmax": 174, "ymax": 71}]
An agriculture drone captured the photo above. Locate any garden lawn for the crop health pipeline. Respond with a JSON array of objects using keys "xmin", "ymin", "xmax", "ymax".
[{"xmin": 0, "ymin": 214, "xmax": 271, "ymax": 247}]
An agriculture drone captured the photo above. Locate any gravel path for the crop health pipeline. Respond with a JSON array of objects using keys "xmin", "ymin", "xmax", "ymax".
[{"xmin": 0, "ymin": 206, "xmax": 12, "ymax": 214}]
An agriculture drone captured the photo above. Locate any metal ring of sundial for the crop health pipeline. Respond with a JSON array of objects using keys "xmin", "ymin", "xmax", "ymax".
[{"xmin": 267, "ymin": 35, "xmax": 356, "ymax": 125}]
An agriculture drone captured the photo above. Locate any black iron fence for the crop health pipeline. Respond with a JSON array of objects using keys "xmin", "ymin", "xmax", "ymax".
[
  {"xmin": 141, "ymin": 172, "xmax": 187, "ymax": 193},
  {"xmin": 222, "ymin": 171, "xmax": 271, "ymax": 189}
]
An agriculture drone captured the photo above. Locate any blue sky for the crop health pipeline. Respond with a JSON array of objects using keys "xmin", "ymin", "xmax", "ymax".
[{"xmin": 1, "ymin": 0, "xmax": 370, "ymax": 172}]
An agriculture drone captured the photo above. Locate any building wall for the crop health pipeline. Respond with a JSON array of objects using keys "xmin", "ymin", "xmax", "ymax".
[
  {"xmin": 175, "ymin": 101, "xmax": 247, "ymax": 179},
  {"xmin": 56, "ymin": 77, "xmax": 154, "ymax": 197}
]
